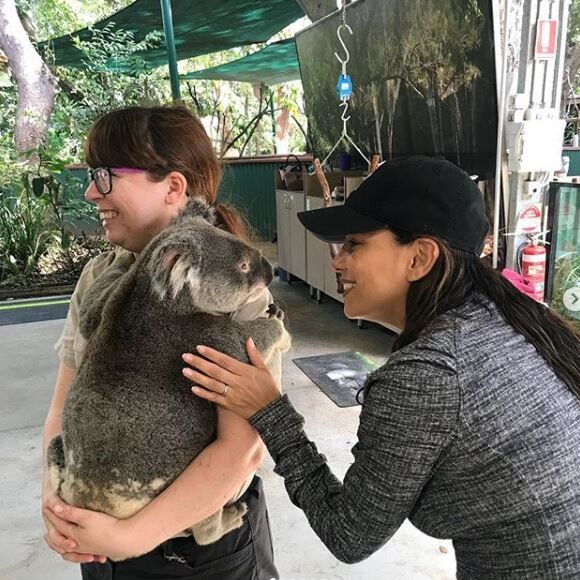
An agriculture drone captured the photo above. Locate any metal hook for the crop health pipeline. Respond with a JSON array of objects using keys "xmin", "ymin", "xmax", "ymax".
[
  {"xmin": 339, "ymin": 99, "xmax": 351, "ymax": 125},
  {"xmin": 334, "ymin": 23, "xmax": 353, "ymax": 76}
]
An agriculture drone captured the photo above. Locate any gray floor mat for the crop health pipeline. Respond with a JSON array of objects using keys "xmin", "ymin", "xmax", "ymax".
[{"xmin": 293, "ymin": 350, "xmax": 380, "ymax": 407}]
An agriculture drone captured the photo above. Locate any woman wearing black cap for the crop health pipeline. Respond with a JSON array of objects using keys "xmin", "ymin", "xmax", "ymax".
[{"xmin": 184, "ymin": 156, "xmax": 580, "ymax": 579}]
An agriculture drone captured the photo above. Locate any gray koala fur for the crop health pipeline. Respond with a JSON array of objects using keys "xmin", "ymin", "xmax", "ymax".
[{"xmin": 47, "ymin": 198, "xmax": 290, "ymax": 558}]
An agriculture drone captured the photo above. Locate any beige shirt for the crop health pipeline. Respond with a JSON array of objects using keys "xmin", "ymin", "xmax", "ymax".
[{"xmin": 54, "ymin": 247, "xmax": 283, "ymax": 506}]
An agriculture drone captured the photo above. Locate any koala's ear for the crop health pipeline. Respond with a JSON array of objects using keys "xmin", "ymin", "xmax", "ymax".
[
  {"xmin": 161, "ymin": 249, "xmax": 180, "ymax": 272},
  {"xmin": 177, "ymin": 197, "xmax": 215, "ymax": 225},
  {"xmin": 147, "ymin": 242, "xmax": 202, "ymax": 301}
]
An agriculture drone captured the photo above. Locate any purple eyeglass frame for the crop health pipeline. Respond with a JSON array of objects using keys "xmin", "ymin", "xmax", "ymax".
[
  {"xmin": 88, "ymin": 166, "xmax": 146, "ymax": 196},
  {"xmin": 111, "ymin": 167, "xmax": 146, "ymax": 173}
]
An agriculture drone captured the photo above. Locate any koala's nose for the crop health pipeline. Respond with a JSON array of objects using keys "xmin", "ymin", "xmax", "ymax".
[{"xmin": 261, "ymin": 255, "xmax": 273, "ymax": 286}]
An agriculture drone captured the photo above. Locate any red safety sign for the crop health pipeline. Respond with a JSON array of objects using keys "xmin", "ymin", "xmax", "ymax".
[{"xmin": 535, "ymin": 19, "xmax": 558, "ymax": 59}]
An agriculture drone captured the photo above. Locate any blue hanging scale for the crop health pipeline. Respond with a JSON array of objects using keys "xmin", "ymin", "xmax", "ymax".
[{"xmin": 336, "ymin": 74, "xmax": 352, "ymax": 100}]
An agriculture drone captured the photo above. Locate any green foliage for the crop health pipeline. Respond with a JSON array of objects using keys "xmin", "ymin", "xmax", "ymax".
[
  {"xmin": 3, "ymin": 1, "xmax": 170, "ymax": 170},
  {"xmin": 0, "ymin": 148, "xmax": 99, "ymax": 284},
  {"xmin": 551, "ymin": 253, "xmax": 580, "ymax": 330},
  {"xmin": 410, "ymin": 0, "xmax": 483, "ymax": 97},
  {"xmin": 0, "ymin": 179, "xmax": 60, "ymax": 283},
  {"xmin": 3, "ymin": 1, "xmax": 306, "ymax": 167},
  {"xmin": 16, "ymin": 0, "xmax": 83, "ymax": 39},
  {"xmin": 70, "ymin": 23, "xmax": 163, "ymax": 76},
  {"xmin": 181, "ymin": 44, "xmax": 306, "ymax": 157},
  {"xmin": 569, "ymin": 0, "xmax": 580, "ymax": 47},
  {"xmin": 183, "ymin": 76, "xmax": 306, "ymax": 157},
  {"xmin": 1, "ymin": 2, "xmax": 307, "ymax": 290},
  {"xmin": 16, "ymin": 0, "xmax": 133, "ymax": 40},
  {"xmin": 43, "ymin": 23, "xmax": 170, "ymax": 151}
]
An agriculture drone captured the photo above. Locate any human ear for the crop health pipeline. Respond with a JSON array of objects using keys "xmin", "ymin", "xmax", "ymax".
[
  {"xmin": 407, "ymin": 238, "xmax": 440, "ymax": 282},
  {"xmin": 165, "ymin": 171, "xmax": 188, "ymax": 205}
]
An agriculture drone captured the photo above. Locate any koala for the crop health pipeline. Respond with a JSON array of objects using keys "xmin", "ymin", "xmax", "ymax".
[{"xmin": 47, "ymin": 198, "xmax": 290, "ymax": 557}]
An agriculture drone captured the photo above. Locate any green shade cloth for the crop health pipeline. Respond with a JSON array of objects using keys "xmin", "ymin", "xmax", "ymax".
[
  {"xmin": 39, "ymin": 0, "xmax": 304, "ymax": 70},
  {"xmin": 179, "ymin": 38, "xmax": 300, "ymax": 85}
]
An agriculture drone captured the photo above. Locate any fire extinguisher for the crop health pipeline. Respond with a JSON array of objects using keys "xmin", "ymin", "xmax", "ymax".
[{"xmin": 520, "ymin": 236, "xmax": 547, "ymax": 303}]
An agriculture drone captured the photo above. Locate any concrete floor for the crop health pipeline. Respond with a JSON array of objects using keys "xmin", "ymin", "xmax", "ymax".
[{"xmin": 0, "ymin": 263, "xmax": 456, "ymax": 579}]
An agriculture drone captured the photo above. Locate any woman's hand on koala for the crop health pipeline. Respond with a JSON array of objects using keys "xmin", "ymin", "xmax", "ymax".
[
  {"xmin": 43, "ymin": 500, "xmax": 153, "ymax": 563},
  {"xmin": 183, "ymin": 337, "xmax": 281, "ymax": 419},
  {"xmin": 42, "ymin": 477, "xmax": 107, "ymax": 564}
]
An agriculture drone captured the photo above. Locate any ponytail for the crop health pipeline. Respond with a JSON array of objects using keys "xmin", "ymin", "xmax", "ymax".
[{"xmin": 214, "ymin": 203, "xmax": 249, "ymax": 240}]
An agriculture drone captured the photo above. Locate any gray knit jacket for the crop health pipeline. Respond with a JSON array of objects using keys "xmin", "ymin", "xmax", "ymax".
[{"xmin": 250, "ymin": 298, "xmax": 580, "ymax": 579}]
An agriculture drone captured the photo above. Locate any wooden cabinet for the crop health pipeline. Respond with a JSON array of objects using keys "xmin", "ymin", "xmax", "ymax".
[
  {"xmin": 276, "ymin": 190, "xmax": 306, "ymax": 280},
  {"xmin": 275, "ymin": 189, "xmax": 291, "ymax": 273},
  {"xmin": 305, "ymin": 196, "xmax": 343, "ymax": 303},
  {"xmin": 304, "ymin": 196, "xmax": 326, "ymax": 292},
  {"xmin": 276, "ymin": 189, "xmax": 348, "ymax": 304}
]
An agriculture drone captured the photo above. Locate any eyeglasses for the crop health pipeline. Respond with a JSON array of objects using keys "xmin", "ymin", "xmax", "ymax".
[{"xmin": 87, "ymin": 167, "xmax": 145, "ymax": 196}]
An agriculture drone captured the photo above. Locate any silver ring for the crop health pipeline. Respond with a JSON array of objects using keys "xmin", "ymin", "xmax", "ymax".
[{"xmin": 222, "ymin": 384, "xmax": 229, "ymax": 396}]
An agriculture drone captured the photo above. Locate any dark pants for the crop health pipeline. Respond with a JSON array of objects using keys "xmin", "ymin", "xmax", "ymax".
[{"xmin": 81, "ymin": 476, "xmax": 278, "ymax": 580}]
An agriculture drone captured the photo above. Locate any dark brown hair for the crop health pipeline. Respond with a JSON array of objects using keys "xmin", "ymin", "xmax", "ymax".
[
  {"xmin": 391, "ymin": 228, "xmax": 580, "ymax": 398},
  {"xmin": 84, "ymin": 105, "xmax": 247, "ymax": 238}
]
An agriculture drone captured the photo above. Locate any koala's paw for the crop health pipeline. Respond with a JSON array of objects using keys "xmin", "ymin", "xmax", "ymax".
[
  {"xmin": 267, "ymin": 303, "xmax": 285, "ymax": 321},
  {"xmin": 190, "ymin": 502, "xmax": 248, "ymax": 546}
]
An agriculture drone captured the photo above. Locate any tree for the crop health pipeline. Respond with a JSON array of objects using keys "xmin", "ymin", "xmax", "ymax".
[
  {"xmin": 0, "ymin": 0, "xmax": 57, "ymax": 157},
  {"xmin": 362, "ymin": 3, "xmax": 415, "ymax": 159},
  {"xmin": 0, "ymin": 0, "xmax": 306, "ymax": 168},
  {"xmin": 405, "ymin": 0, "xmax": 483, "ymax": 154}
]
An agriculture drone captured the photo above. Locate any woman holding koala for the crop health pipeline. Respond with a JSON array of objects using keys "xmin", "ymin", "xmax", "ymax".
[
  {"xmin": 186, "ymin": 156, "xmax": 580, "ymax": 579},
  {"xmin": 42, "ymin": 106, "xmax": 280, "ymax": 579}
]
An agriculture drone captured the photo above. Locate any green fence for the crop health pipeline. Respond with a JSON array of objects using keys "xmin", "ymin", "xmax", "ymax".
[
  {"xmin": 218, "ymin": 161, "xmax": 280, "ymax": 241},
  {"xmin": 565, "ymin": 148, "xmax": 580, "ymax": 176}
]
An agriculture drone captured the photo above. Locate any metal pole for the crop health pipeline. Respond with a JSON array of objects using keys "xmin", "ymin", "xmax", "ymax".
[
  {"xmin": 492, "ymin": 0, "xmax": 509, "ymax": 269},
  {"xmin": 270, "ymin": 87, "xmax": 277, "ymax": 154},
  {"xmin": 160, "ymin": 0, "xmax": 181, "ymax": 102}
]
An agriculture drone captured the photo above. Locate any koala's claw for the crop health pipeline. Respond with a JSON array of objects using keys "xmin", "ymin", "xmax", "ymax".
[{"xmin": 267, "ymin": 303, "xmax": 284, "ymax": 321}]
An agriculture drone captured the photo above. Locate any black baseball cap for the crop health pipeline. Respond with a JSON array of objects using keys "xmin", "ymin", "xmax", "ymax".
[{"xmin": 298, "ymin": 156, "xmax": 489, "ymax": 254}]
